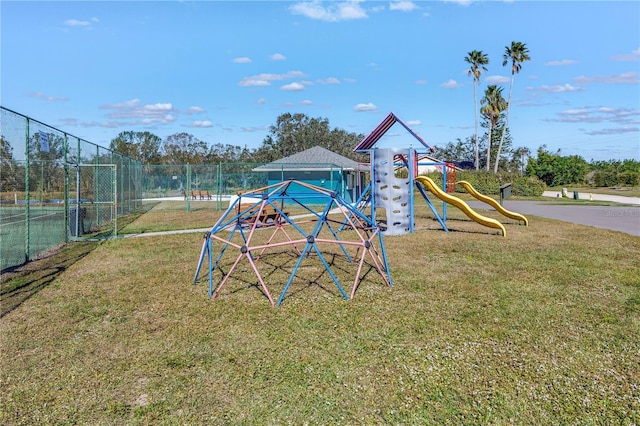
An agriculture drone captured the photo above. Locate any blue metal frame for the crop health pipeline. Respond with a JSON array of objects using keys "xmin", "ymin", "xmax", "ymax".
[{"xmin": 193, "ymin": 180, "xmax": 392, "ymax": 306}]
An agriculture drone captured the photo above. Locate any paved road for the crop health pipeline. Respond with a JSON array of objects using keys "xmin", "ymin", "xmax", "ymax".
[{"xmin": 468, "ymin": 199, "xmax": 640, "ymax": 236}]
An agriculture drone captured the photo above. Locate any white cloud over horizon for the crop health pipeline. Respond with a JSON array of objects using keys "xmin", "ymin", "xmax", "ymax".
[
  {"xmin": 545, "ymin": 59, "xmax": 577, "ymax": 66},
  {"xmin": 389, "ymin": 1, "xmax": 418, "ymax": 12},
  {"xmin": 281, "ymin": 82, "xmax": 306, "ymax": 91},
  {"xmin": 441, "ymin": 79, "xmax": 462, "ymax": 89},
  {"xmin": 574, "ymin": 72, "xmax": 640, "ymax": 85},
  {"xmin": 289, "ymin": 1, "xmax": 368, "ymax": 22},
  {"xmin": 192, "ymin": 120, "xmax": 213, "ymax": 128},
  {"xmin": 353, "ymin": 102, "xmax": 378, "ymax": 112},
  {"xmin": 611, "ymin": 48, "xmax": 640, "ymax": 61},
  {"xmin": 239, "ymin": 71, "xmax": 306, "ymax": 87}
]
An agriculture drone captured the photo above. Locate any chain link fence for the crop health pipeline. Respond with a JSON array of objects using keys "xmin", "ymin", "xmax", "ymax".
[
  {"xmin": 1, "ymin": 107, "xmax": 142, "ymax": 271},
  {"xmin": 2, "ymin": 107, "xmax": 366, "ymax": 271},
  {"xmin": 142, "ymin": 162, "xmax": 360, "ymax": 212}
]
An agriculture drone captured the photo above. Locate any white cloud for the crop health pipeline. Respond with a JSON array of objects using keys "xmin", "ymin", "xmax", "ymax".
[
  {"xmin": 406, "ymin": 119, "xmax": 422, "ymax": 126},
  {"xmin": 389, "ymin": 1, "xmax": 418, "ymax": 12},
  {"xmin": 574, "ymin": 72, "xmax": 640, "ymax": 85},
  {"xmin": 539, "ymin": 84, "xmax": 585, "ymax": 93},
  {"xmin": 353, "ymin": 102, "xmax": 378, "ymax": 112},
  {"xmin": 239, "ymin": 70, "xmax": 306, "ymax": 87},
  {"xmin": 611, "ymin": 48, "xmax": 640, "ymax": 62},
  {"xmin": 188, "ymin": 106, "xmax": 206, "ymax": 113},
  {"xmin": 289, "ymin": 1, "xmax": 368, "ymax": 22},
  {"xmin": 441, "ymin": 79, "xmax": 461, "ymax": 89},
  {"xmin": 549, "ymin": 106, "xmax": 640, "ymax": 126},
  {"xmin": 442, "ymin": 0, "xmax": 474, "ymax": 5},
  {"xmin": 233, "ymin": 57, "xmax": 252, "ymax": 63},
  {"xmin": 256, "ymin": 98, "xmax": 267, "ymax": 104},
  {"xmin": 271, "ymin": 53, "xmax": 286, "ymax": 61},
  {"xmin": 240, "ymin": 125, "xmax": 270, "ymax": 133},
  {"xmin": 143, "ymin": 103, "xmax": 172, "ymax": 112},
  {"xmin": 101, "ymin": 98, "xmax": 140, "ymax": 109},
  {"xmin": 64, "ymin": 19, "xmax": 92, "ymax": 27},
  {"xmin": 318, "ymin": 77, "xmax": 340, "ymax": 84},
  {"xmin": 281, "ymin": 82, "xmax": 306, "ymax": 91},
  {"xmin": 485, "ymin": 75, "xmax": 510, "ymax": 85},
  {"xmin": 301, "ymin": 100, "xmax": 314, "ymax": 105},
  {"xmin": 100, "ymin": 99, "xmax": 177, "ymax": 125},
  {"xmin": 28, "ymin": 91, "xmax": 70, "ymax": 102},
  {"xmin": 585, "ymin": 127, "xmax": 639, "ymax": 136},
  {"xmin": 545, "ymin": 59, "xmax": 577, "ymax": 66},
  {"xmin": 192, "ymin": 120, "xmax": 213, "ymax": 128}
]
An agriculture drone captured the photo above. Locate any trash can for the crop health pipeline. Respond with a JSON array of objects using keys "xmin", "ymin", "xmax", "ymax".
[
  {"xmin": 69, "ymin": 207, "xmax": 86, "ymax": 237},
  {"xmin": 573, "ymin": 191, "xmax": 579, "ymax": 200},
  {"xmin": 499, "ymin": 183, "xmax": 512, "ymax": 206}
]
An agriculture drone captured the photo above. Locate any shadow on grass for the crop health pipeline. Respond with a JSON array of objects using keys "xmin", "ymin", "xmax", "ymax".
[
  {"xmin": 0, "ymin": 203, "xmax": 158, "ymax": 318},
  {"xmin": 196, "ymin": 250, "xmax": 384, "ymax": 305},
  {"xmin": 0, "ymin": 242, "xmax": 98, "ymax": 317}
]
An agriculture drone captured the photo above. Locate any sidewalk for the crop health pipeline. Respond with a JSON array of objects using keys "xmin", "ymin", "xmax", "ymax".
[{"xmin": 542, "ymin": 190, "xmax": 640, "ymax": 205}]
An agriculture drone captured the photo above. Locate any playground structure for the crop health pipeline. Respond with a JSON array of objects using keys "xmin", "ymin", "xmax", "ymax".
[
  {"xmin": 457, "ymin": 180, "xmax": 528, "ymax": 226},
  {"xmin": 192, "ymin": 112, "xmax": 528, "ymax": 304},
  {"xmin": 352, "ymin": 112, "xmax": 528, "ymax": 237},
  {"xmin": 415, "ymin": 176, "xmax": 506, "ymax": 236},
  {"xmin": 193, "ymin": 179, "xmax": 392, "ymax": 306}
]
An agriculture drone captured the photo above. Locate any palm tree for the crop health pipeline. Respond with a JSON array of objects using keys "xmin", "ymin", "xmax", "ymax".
[
  {"xmin": 464, "ymin": 50, "xmax": 489, "ymax": 170},
  {"xmin": 494, "ymin": 41, "xmax": 531, "ymax": 173},
  {"xmin": 481, "ymin": 85, "xmax": 507, "ymax": 171}
]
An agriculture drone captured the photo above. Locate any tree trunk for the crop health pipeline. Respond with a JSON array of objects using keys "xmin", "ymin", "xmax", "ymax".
[
  {"xmin": 494, "ymin": 73, "xmax": 515, "ymax": 173},
  {"xmin": 474, "ymin": 82, "xmax": 479, "ymax": 170},
  {"xmin": 486, "ymin": 121, "xmax": 493, "ymax": 171}
]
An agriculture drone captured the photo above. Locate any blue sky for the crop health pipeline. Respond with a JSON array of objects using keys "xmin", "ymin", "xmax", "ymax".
[{"xmin": 2, "ymin": 0, "xmax": 639, "ymax": 161}]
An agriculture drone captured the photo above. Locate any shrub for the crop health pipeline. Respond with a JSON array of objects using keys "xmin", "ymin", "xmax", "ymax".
[{"xmin": 421, "ymin": 170, "xmax": 546, "ymax": 196}]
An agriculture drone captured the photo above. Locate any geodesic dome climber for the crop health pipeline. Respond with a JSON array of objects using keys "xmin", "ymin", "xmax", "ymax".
[{"xmin": 193, "ymin": 180, "xmax": 392, "ymax": 306}]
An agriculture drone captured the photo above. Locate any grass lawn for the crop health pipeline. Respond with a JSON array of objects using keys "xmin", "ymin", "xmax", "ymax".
[{"xmin": 1, "ymin": 200, "xmax": 639, "ymax": 424}]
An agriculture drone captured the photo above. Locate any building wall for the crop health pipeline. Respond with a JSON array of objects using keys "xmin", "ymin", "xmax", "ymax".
[{"xmin": 267, "ymin": 170, "xmax": 352, "ymax": 204}]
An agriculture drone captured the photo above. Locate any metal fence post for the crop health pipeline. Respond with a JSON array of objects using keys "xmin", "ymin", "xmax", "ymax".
[
  {"xmin": 64, "ymin": 133, "xmax": 69, "ymax": 242},
  {"xmin": 24, "ymin": 116, "xmax": 30, "ymax": 262},
  {"xmin": 186, "ymin": 164, "xmax": 191, "ymax": 212}
]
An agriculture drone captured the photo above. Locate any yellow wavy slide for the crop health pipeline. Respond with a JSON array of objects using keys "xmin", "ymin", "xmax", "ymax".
[
  {"xmin": 457, "ymin": 181, "xmax": 528, "ymax": 226},
  {"xmin": 415, "ymin": 176, "xmax": 506, "ymax": 237}
]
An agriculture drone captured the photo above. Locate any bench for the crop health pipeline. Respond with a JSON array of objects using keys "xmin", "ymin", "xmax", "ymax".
[
  {"xmin": 236, "ymin": 203, "xmax": 288, "ymax": 226},
  {"xmin": 187, "ymin": 190, "xmax": 212, "ymax": 200}
]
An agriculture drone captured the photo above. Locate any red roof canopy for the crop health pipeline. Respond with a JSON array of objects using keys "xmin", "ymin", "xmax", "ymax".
[{"xmin": 354, "ymin": 112, "xmax": 434, "ymax": 153}]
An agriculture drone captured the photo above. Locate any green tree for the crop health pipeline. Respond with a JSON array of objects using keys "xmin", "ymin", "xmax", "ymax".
[
  {"xmin": 589, "ymin": 159, "xmax": 640, "ymax": 187},
  {"xmin": 27, "ymin": 132, "xmax": 65, "ymax": 194},
  {"xmin": 480, "ymin": 85, "xmax": 507, "ymax": 171},
  {"xmin": 432, "ymin": 136, "xmax": 479, "ymax": 165},
  {"xmin": 495, "ymin": 41, "xmax": 531, "ymax": 173},
  {"xmin": 509, "ymin": 146, "xmax": 531, "ymax": 174},
  {"xmin": 109, "ymin": 131, "xmax": 162, "ymax": 164},
  {"xmin": 464, "ymin": 50, "xmax": 489, "ymax": 170},
  {"xmin": 207, "ymin": 143, "xmax": 247, "ymax": 163},
  {"xmin": 527, "ymin": 146, "xmax": 587, "ymax": 186},
  {"xmin": 0, "ymin": 137, "xmax": 18, "ymax": 192},
  {"xmin": 252, "ymin": 113, "xmax": 365, "ymax": 163},
  {"xmin": 162, "ymin": 132, "xmax": 208, "ymax": 165}
]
